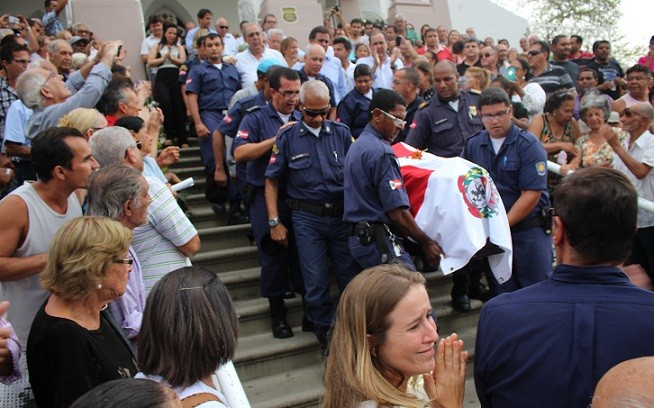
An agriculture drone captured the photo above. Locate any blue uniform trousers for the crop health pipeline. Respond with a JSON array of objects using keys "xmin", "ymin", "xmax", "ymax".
[
  {"xmin": 249, "ymin": 193, "xmax": 304, "ymax": 298},
  {"xmin": 488, "ymin": 226, "xmax": 552, "ymax": 294},
  {"xmin": 292, "ymin": 211, "xmax": 359, "ymax": 332},
  {"xmin": 348, "ymin": 234, "xmax": 415, "ymax": 271}
]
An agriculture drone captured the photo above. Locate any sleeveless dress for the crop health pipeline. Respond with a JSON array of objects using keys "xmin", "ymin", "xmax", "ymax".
[{"xmin": 540, "ymin": 114, "xmax": 574, "ymax": 196}]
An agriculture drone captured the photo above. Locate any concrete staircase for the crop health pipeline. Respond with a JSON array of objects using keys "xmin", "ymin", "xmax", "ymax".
[{"xmin": 170, "ymin": 145, "xmax": 482, "ymax": 408}]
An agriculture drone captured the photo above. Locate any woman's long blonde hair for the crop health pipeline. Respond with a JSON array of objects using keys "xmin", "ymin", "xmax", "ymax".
[{"xmin": 322, "ymin": 265, "xmax": 428, "ymax": 408}]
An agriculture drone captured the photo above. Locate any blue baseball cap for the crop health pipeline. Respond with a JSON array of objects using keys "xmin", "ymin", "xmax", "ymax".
[{"xmin": 257, "ymin": 59, "xmax": 281, "ymax": 75}]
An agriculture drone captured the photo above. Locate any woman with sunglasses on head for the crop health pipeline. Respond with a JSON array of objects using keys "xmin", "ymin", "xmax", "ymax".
[
  {"xmin": 323, "ymin": 265, "xmax": 467, "ymax": 408},
  {"xmin": 528, "ymin": 90, "xmax": 581, "ymax": 194},
  {"xmin": 505, "ymin": 57, "xmax": 545, "ymax": 122},
  {"xmin": 27, "ymin": 217, "xmax": 137, "ymax": 408}
]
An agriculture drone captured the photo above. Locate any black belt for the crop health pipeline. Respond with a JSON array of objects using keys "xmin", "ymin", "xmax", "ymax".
[
  {"xmin": 287, "ymin": 198, "xmax": 343, "ymax": 217},
  {"xmin": 511, "ymin": 216, "xmax": 541, "ymax": 233}
]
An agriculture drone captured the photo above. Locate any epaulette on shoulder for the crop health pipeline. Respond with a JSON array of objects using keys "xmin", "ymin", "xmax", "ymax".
[
  {"xmin": 245, "ymin": 105, "xmax": 261, "ymax": 114},
  {"xmin": 418, "ymin": 100, "xmax": 430, "ymax": 110}
]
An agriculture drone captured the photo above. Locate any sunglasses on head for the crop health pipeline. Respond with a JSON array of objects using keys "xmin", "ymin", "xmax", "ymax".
[{"xmin": 303, "ymin": 106, "xmax": 331, "ymax": 117}]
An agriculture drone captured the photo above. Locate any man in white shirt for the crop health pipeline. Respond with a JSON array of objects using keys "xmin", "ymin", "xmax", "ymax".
[
  {"xmin": 606, "ymin": 102, "xmax": 654, "ymax": 285},
  {"xmin": 306, "ymin": 26, "xmax": 348, "ymax": 103},
  {"xmin": 141, "ymin": 15, "xmax": 163, "ymax": 80},
  {"xmin": 332, "ymin": 37, "xmax": 355, "ymax": 92},
  {"xmin": 216, "ymin": 17, "xmax": 238, "ymax": 57},
  {"xmin": 235, "ymin": 23, "xmax": 285, "ymax": 89},
  {"xmin": 185, "ymin": 9, "xmax": 217, "ymax": 52},
  {"xmin": 356, "ymin": 31, "xmax": 403, "ymax": 89}
]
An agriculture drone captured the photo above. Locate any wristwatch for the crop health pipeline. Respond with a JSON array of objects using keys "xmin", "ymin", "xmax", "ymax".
[{"xmin": 268, "ymin": 217, "xmax": 280, "ymax": 227}]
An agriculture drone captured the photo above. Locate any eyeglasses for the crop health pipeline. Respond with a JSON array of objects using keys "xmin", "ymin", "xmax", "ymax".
[
  {"xmin": 218, "ymin": 25, "xmax": 229, "ymax": 29},
  {"xmin": 481, "ymin": 107, "xmax": 510, "ymax": 122},
  {"xmin": 277, "ymin": 90, "xmax": 300, "ymax": 100},
  {"xmin": 303, "ymin": 105, "xmax": 331, "ymax": 117},
  {"xmin": 113, "ymin": 258, "xmax": 133, "ymax": 265},
  {"xmin": 42, "ymin": 72, "xmax": 58, "ymax": 88},
  {"xmin": 482, "ymin": 53, "xmax": 493, "ymax": 58},
  {"xmin": 379, "ymin": 109, "xmax": 406, "ymax": 128},
  {"xmin": 527, "ymin": 50, "xmax": 543, "ymax": 56}
]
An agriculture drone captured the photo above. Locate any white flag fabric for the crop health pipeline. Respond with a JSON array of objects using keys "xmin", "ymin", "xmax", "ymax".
[{"xmin": 392, "ymin": 142, "xmax": 513, "ymax": 283}]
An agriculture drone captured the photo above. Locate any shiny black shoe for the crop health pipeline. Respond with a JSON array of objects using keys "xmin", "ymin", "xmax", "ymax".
[
  {"xmin": 272, "ymin": 319, "xmax": 294, "ymax": 339},
  {"xmin": 451, "ymin": 293, "xmax": 471, "ymax": 312},
  {"xmin": 469, "ymin": 283, "xmax": 492, "ymax": 302}
]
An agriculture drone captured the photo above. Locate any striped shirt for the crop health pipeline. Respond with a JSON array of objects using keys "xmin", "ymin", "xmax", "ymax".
[{"xmin": 132, "ymin": 177, "xmax": 197, "ymax": 294}]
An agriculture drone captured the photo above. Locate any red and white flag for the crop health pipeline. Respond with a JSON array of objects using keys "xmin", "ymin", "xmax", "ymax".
[{"xmin": 392, "ymin": 143, "xmax": 513, "ymax": 283}]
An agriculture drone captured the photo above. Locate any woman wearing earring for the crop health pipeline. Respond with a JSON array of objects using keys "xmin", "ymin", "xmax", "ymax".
[{"xmin": 27, "ymin": 217, "xmax": 137, "ymax": 408}]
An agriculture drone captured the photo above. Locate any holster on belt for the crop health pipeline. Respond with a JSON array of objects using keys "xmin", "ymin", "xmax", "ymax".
[{"xmin": 352, "ymin": 221, "xmax": 399, "ymax": 264}]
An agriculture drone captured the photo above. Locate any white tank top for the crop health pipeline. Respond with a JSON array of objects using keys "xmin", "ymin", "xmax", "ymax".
[{"xmin": 3, "ymin": 183, "xmax": 82, "ymax": 345}]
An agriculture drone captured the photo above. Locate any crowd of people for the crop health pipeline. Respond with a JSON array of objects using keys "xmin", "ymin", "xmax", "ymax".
[{"xmin": 1, "ymin": 2, "xmax": 654, "ymax": 407}]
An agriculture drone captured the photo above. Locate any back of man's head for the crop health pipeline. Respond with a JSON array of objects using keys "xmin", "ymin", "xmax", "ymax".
[
  {"xmin": 89, "ymin": 126, "xmax": 135, "ymax": 168},
  {"xmin": 31, "ymin": 127, "xmax": 84, "ymax": 182},
  {"xmin": 592, "ymin": 357, "xmax": 654, "ymax": 408},
  {"xmin": 554, "ymin": 167, "xmax": 637, "ymax": 265}
]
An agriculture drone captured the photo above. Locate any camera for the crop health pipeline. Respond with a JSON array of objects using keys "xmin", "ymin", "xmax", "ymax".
[
  {"xmin": 8, "ymin": 16, "xmax": 20, "ymax": 25},
  {"xmin": 333, "ymin": 5, "xmax": 340, "ymax": 11}
]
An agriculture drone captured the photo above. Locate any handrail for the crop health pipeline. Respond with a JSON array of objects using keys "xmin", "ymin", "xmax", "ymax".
[{"xmin": 546, "ymin": 161, "xmax": 654, "ymax": 213}]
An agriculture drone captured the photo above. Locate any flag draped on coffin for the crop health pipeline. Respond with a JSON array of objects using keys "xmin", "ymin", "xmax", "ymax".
[{"xmin": 392, "ymin": 142, "xmax": 513, "ymax": 283}]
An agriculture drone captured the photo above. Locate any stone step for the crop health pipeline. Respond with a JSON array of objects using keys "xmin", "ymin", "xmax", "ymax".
[
  {"xmin": 170, "ymin": 165, "xmax": 207, "ymax": 180},
  {"xmin": 198, "ymin": 224, "xmax": 254, "ymax": 252},
  {"xmin": 192, "ymin": 246, "xmax": 260, "ymax": 272},
  {"xmin": 219, "ymin": 268, "xmax": 261, "ymax": 301},
  {"xmin": 234, "ymin": 326, "xmax": 323, "ymax": 383},
  {"xmin": 169, "ymin": 155, "xmax": 202, "ymax": 169}
]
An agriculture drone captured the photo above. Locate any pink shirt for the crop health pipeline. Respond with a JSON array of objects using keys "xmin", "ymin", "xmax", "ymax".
[{"xmin": 637, "ymin": 55, "xmax": 654, "ymax": 73}]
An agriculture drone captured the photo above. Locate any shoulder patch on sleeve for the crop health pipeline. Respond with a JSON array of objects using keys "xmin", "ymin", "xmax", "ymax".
[
  {"xmin": 536, "ymin": 161, "xmax": 547, "ymax": 176},
  {"xmin": 245, "ymin": 106, "xmax": 261, "ymax": 114},
  {"xmin": 419, "ymin": 101, "xmax": 430, "ymax": 110}
]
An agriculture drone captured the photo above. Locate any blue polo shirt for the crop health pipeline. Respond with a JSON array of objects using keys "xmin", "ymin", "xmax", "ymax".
[
  {"xmin": 265, "ymin": 120, "xmax": 352, "ymax": 202},
  {"xmin": 343, "ymin": 124, "xmax": 410, "ymax": 224},
  {"xmin": 185, "ymin": 61, "xmax": 241, "ymax": 111},
  {"xmin": 406, "ymin": 91, "xmax": 483, "ymax": 157},
  {"xmin": 336, "ymin": 88, "xmax": 374, "ymax": 138},
  {"xmin": 233, "ymin": 103, "xmax": 303, "ymax": 186},
  {"xmin": 475, "ymin": 264, "xmax": 654, "ymax": 408},
  {"xmin": 464, "ymin": 123, "xmax": 549, "ymax": 219}
]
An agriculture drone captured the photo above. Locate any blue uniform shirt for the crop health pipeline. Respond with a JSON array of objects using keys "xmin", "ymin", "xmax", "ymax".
[
  {"xmin": 296, "ymin": 70, "xmax": 337, "ymax": 108},
  {"xmin": 406, "ymin": 91, "xmax": 483, "ymax": 157},
  {"xmin": 265, "ymin": 120, "xmax": 352, "ymax": 202},
  {"xmin": 475, "ymin": 264, "xmax": 654, "ymax": 408},
  {"xmin": 218, "ymin": 91, "xmax": 267, "ymax": 137},
  {"xmin": 234, "ymin": 103, "xmax": 303, "ymax": 186},
  {"xmin": 178, "ymin": 55, "xmax": 202, "ymax": 84},
  {"xmin": 336, "ymin": 88, "xmax": 374, "ymax": 138},
  {"xmin": 463, "ymin": 123, "xmax": 550, "ymax": 220},
  {"xmin": 185, "ymin": 61, "xmax": 241, "ymax": 111},
  {"xmin": 394, "ymin": 96, "xmax": 424, "ymax": 144},
  {"xmin": 344, "ymin": 124, "xmax": 410, "ymax": 224}
]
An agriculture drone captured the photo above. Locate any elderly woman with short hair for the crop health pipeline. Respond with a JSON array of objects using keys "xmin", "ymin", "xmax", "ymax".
[
  {"xmin": 87, "ymin": 165, "xmax": 152, "ymax": 341},
  {"xmin": 575, "ymin": 91, "xmax": 629, "ymax": 168},
  {"xmin": 136, "ymin": 266, "xmax": 238, "ymax": 407},
  {"xmin": 27, "ymin": 216, "xmax": 137, "ymax": 408}
]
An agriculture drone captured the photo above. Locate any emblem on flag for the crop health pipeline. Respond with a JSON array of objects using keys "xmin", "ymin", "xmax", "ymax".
[{"xmin": 457, "ymin": 167, "xmax": 499, "ymax": 219}]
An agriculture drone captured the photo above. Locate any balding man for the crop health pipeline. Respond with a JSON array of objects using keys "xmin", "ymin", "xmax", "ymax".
[
  {"xmin": 606, "ymin": 103, "xmax": 654, "ymax": 286},
  {"xmin": 306, "ymin": 26, "xmax": 348, "ymax": 103},
  {"xmin": 216, "ymin": 17, "xmax": 238, "ymax": 57},
  {"xmin": 295, "ymin": 44, "xmax": 337, "ymax": 119},
  {"xmin": 89, "ymin": 127, "xmax": 200, "ymax": 293},
  {"xmin": 16, "ymin": 41, "xmax": 120, "ymax": 141},
  {"xmin": 235, "ymin": 23, "xmax": 285, "ymax": 89},
  {"xmin": 592, "ymin": 357, "xmax": 654, "ymax": 408}
]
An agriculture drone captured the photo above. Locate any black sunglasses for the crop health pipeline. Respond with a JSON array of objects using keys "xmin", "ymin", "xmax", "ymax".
[
  {"xmin": 303, "ymin": 106, "xmax": 331, "ymax": 117},
  {"xmin": 218, "ymin": 25, "xmax": 229, "ymax": 29},
  {"xmin": 528, "ymin": 50, "xmax": 542, "ymax": 56}
]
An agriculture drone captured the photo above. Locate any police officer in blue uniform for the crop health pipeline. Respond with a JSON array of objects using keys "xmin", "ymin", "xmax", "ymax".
[
  {"xmin": 185, "ymin": 33, "xmax": 241, "ymax": 208},
  {"xmin": 213, "ymin": 60, "xmax": 280, "ymax": 224},
  {"xmin": 233, "ymin": 67, "xmax": 305, "ymax": 339},
  {"xmin": 336, "ymin": 64, "xmax": 375, "ymax": 138},
  {"xmin": 295, "ymin": 44, "xmax": 337, "ymax": 120},
  {"xmin": 406, "ymin": 60, "xmax": 488, "ymax": 311},
  {"xmin": 343, "ymin": 89, "xmax": 443, "ymax": 270},
  {"xmin": 464, "ymin": 87, "xmax": 552, "ymax": 294},
  {"xmin": 265, "ymin": 80, "xmax": 359, "ymax": 349}
]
